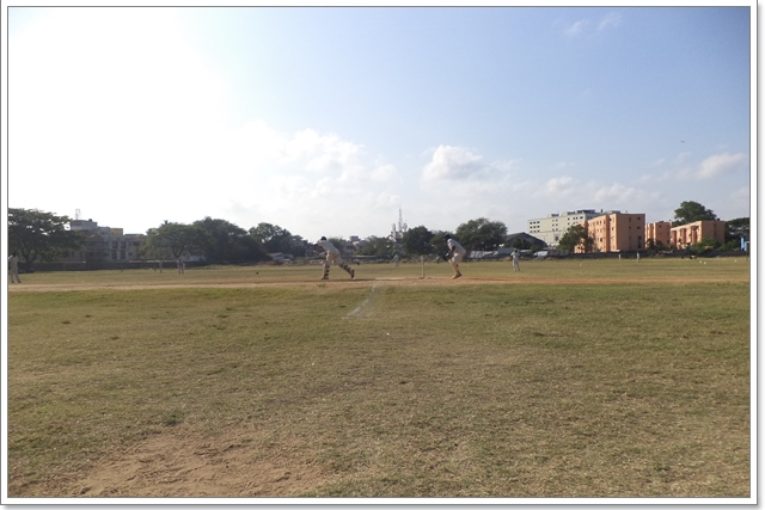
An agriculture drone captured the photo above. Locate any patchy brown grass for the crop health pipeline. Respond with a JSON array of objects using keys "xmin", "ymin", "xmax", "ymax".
[{"xmin": 7, "ymin": 259, "xmax": 751, "ymax": 499}]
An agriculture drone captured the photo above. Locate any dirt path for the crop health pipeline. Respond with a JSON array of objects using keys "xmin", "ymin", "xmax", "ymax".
[{"xmin": 7, "ymin": 275, "xmax": 745, "ymax": 293}]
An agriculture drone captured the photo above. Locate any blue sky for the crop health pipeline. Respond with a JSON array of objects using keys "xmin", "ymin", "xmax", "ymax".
[{"xmin": 6, "ymin": 5, "xmax": 752, "ymax": 241}]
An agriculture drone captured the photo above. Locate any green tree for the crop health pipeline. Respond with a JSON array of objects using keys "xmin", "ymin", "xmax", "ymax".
[
  {"xmin": 726, "ymin": 217, "xmax": 749, "ymax": 243},
  {"xmin": 690, "ymin": 238, "xmax": 721, "ymax": 256},
  {"xmin": 673, "ymin": 201, "xmax": 718, "ymax": 226},
  {"xmin": 249, "ymin": 223, "xmax": 296, "ymax": 254},
  {"xmin": 557, "ymin": 224, "xmax": 592, "ymax": 254},
  {"xmin": 8, "ymin": 208, "xmax": 83, "ymax": 271},
  {"xmin": 285, "ymin": 235, "xmax": 310, "ymax": 258},
  {"xmin": 193, "ymin": 217, "xmax": 267, "ymax": 264},
  {"xmin": 402, "ymin": 226, "xmax": 434, "ymax": 257},
  {"xmin": 455, "ymin": 218, "xmax": 507, "ymax": 251},
  {"xmin": 145, "ymin": 222, "xmax": 207, "ymax": 261},
  {"xmin": 356, "ymin": 236, "xmax": 394, "ymax": 258}
]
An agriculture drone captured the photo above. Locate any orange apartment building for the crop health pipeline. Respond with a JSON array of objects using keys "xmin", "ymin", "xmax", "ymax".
[
  {"xmin": 580, "ymin": 212, "xmax": 645, "ymax": 253},
  {"xmin": 645, "ymin": 221, "xmax": 672, "ymax": 248},
  {"xmin": 669, "ymin": 220, "xmax": 726, "ymax": 249}
]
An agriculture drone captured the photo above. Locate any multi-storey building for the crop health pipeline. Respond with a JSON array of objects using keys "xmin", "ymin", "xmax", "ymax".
[
  {"xmin": 645, "ymin": 221, "xmax": 672, "ymax": 248},
  {"xmin": 583, "ymin": 212, "xmax": 645, "ymax": 253},
  {"xmin": 669, "ymin": 220, "xmax": 727, "ymax": 249},
  {"xmin": 528, "ymin": 209, "xmax": 608, "ymax": 247},
  {"xmin": 64, "ymin": 219, "xmax": 146, "ymax": 264}
]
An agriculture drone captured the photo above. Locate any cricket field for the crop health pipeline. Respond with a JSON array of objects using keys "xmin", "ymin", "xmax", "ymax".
[{"xmin": 6, "ymin": 257, "xmax": 752, "ymax": 498}]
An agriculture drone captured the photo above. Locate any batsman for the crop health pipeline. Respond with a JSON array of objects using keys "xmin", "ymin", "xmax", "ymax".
[
  {"xmin": 444, "ymin": 234, "xmax": 466, "ymax": 279},
  {"xmin": 317, "ymin": 236, "xmax": 356, "ymax": 281}
]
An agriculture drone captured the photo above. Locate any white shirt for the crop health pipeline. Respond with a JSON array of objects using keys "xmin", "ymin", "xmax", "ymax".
[
  {"xmin": 318, "ymin": 239, "xmax": 340, "ymax": 255},
  {"xmin": 447, "ymin": 238, "xmax": 466, "ymax": 255}
]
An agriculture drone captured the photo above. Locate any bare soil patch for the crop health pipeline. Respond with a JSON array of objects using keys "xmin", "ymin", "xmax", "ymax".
[{"xmin": 68, "ymin": 426, "xmax": 327, "ymax": 498}]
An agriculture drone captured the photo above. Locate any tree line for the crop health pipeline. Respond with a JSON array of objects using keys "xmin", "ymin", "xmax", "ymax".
[
  {"xmin": 8, "ymin": 209, "xmax": 530, "ymax": 271},
  {"xmin": 7, "ymin": 209, "xmax": 324, "ymax": 271},
  {"xmin": 8, "ymin": 201, "xmax": 749, "ymax": 271}
]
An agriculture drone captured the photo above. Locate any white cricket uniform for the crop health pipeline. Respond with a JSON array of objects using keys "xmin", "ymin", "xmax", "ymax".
[
  {"xmin": 447, "ymin": 238, "xmax": 466, "ymax": 264},
  {"xmin": 318, "ymin": 238, "xmax": 355, "ymax": 280},
  {"xmin": 8, "ymin": 255, "xmax": 21, "ymax": 283},
  {"xmin": 318, "ymin": 239, "xmax": 343, "ymax": 264}
]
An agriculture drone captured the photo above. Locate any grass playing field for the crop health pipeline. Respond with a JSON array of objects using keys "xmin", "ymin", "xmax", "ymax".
[{"xmin": 6, "ymin": 257, "xmax": 751, "ymax": 499}]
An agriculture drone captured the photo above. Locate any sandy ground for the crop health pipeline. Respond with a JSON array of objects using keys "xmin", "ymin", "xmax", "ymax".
[
  {"xmin": 65, "ymin": 426, "xmax": 326, "ymax": 498},
  {"xmin": 6, "ymin": 274, "xmax": 742, "ymax": 293}
]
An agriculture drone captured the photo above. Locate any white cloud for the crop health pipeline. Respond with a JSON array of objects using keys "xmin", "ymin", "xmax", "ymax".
[
  {"xmin": 421, "ymin": 145, "xmax": 517, "ymax": 183},
  {"xmin": 422, "ymin": 145, "xmax": 485, "ymax": 181},
  {"xmin": 528, "ymin": 176, "xmax": 653, "ymax": 216},
  {"xmin": 563, "ymin": 19, "xmax": 589, "ymax": 37},
  {"xmin": 373, "ymin": 191, "xmax": 401, "ymax": 209},
  {"xmin": 371, "ymin": 164, "xmax": 396, "ymax": 182},
  {"xmin": 593, "ymin": 183, "xmax": 639, "ymax": 203},
  {"xmin": 542, "ymin": 176, "xmax": 575, "ymax": 195},
  {"xmin": 697, "ymin": 152, "xmax": 747, "ymax": 179},
  {"xmin": 640, "ymin": 150, "xmax": 747, "ymax": 183},
  {"xmin": 598, "ymin": 12, "xmax": 622, "ymax": 31},
  {"xmin": 280, "ymin": 129, "xmax": 365, "ymax": 180},
  {"xmin": 210, "ymin": 122, "xmax": 402, "ymax": 239},
  {"xmin": 562, "ymin": 12, "xmax": 621, "ymax": 38}
]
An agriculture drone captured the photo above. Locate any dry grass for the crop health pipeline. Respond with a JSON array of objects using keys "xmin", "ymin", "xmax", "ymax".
[{"xmin": 6, "ymin": 258, "xmax": 751, "ymax": 499}]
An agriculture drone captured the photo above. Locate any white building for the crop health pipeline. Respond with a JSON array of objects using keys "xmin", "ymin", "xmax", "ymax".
[
  {"xmin": 65, "ymin": 219, "xmax": 146, "ymax": 263},
  {"xmin": 528, "ymin": 209, "xmax": 617, "ymax": 247}
]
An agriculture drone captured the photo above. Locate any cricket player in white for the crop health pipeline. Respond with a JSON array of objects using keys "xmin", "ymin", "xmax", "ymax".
[
  {"xmin": 445, "ymin": 234, "xmax": 466, "ymax": 279},
  {"xmin": 8, "ymin": 253, "xmax": 21, "ymax": 283},
  {"xmin": 512, "ymin": 249, "xmax": 520, "ymax": 272},
  {"xmin": 317, "ymin": 236, "xmax": 355, "ymax": 280}
]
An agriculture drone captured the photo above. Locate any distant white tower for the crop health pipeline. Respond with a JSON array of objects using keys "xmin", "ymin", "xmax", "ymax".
[
  {"xmin": 390, "ymin": 208, "xmax": 408, "ymax": 242},
  {"xmin": 75, "ymin": 208, "xmax": 81, "ymax": 220}
]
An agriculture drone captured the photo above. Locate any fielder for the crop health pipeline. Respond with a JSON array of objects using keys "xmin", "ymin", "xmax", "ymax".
[
  {"xmin": 444, "ymin": 234, "xmax": 466, "ymax": 279},
  {"xmin": 317, "ymin": 236, "xmax": 355, "ymax": 280},
  {"xmin": 512, "ymin": 249, "xmax": 520, "ymax": 272},
  {"xmin": 8, "ymin": 252, "xmax": 21, "ymax": 283}
]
